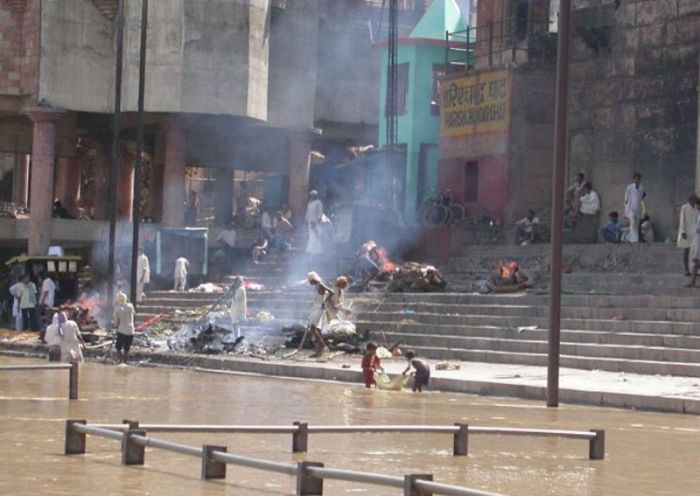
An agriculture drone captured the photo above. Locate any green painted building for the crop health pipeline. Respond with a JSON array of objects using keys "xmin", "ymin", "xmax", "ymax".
[{"xmin": 377, "ymin": 0, "xmax": 467, "ymax": 223}]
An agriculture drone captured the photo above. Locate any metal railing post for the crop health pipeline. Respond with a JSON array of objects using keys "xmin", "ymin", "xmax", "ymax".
[
  {"xmin": 202, "ymin": 445, "xmax": 227, "ymax": 479},
  {"xmin": 444, "ymin": 29, "xmax": 449, "ymax": 68},
  {"xmin": 65, "ymin": 419, "xmax": 87, "ymax": 455},
  {"xmin": 122, "ymin": 428, "xmax": 146, "ymax": 465},
  {"xmin": 453, "ymin": 423, "xmax": 469, "ymax": 456},
  {"xmin": 296, "ymin": 461, "xmax": 324, "ymax": 495},
  {"xmin": 122, "ymin": 419, "xmax": 140, "ymax": 430},
  {"xmin": 69, "ymin": 362, "xmax": 79, "ymax": 400},
  {"xmin": 293, "ymin": 421, "xmax": 308, "ymax": 453},
  {"xmin": 404, "ymin": 474, "xmax": 433, "ymax": 495},
  {"xmin": 589, "ymin": 430, "xmax": 605, "ymax": 460},
  {"xmin": 465, "ymin": 26, "xmax": 471, "ymax": 71}
]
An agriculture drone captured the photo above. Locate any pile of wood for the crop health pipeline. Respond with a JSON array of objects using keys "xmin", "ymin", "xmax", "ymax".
[{"xmin": 385, "ymin": 262, "xmax": 447, "ymax": 293}]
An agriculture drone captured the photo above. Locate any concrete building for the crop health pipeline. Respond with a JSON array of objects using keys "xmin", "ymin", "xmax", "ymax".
[
  {"xmin": 377, "ymin": 0, "xmax": 468, "ymax": 222},
  {"xmin": 0, "ymin": 0, "xmax": 435, "ymax": 263},
  {"xmin": 437, "ymin": 0, "xmax": 700, "ymax": 241}
]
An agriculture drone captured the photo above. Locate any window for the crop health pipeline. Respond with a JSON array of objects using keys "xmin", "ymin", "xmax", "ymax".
[
  {"xmin": 385, "ymin": 63, "xmax": 409, "ymax": 117},
  {"xmin": 515, "ymin": 0, "xmax": 529, "ymax": 42},
  {"xmin": 431, "ymin": 64, "xmax": 446, "ymax": 116},
  {"xmin": 464, "ymin": 161, "xmax": 478, "ymax": 202}
]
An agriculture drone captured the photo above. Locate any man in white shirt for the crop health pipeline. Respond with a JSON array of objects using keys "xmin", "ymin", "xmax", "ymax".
[
  {"xmin": 678, "ymin": 195, "xmax": 698, "ymax": 276},
  {"xmin": 624, "ymin": 172, "xmax": 646, "ymax": 243},
  {"xmin": 40, "ymin": 273, "xmax": 56, "ymax": 308},
  {"xmin": 136, "ymin": 248, "xmax": 150, "ymax": 303},
  {"xmin": 217, "ymin": 222, "xmax": 238, "ymax": 267},
  {"xmin": 173, "ymin": 257, "xmax": 190, "ymax": 291},
  {"xmin": 305, "ymin": 190, "xmax": 324, "ymax": 255},
  {"xmin": 515, "ymin": 210, "xmax": 540, "ymax": 245},
  {"xmin": 261, "ymin": 207, "xmax": 275, "ymax": 240},
  {"xmin": 9, "ymin": 280, "xmax": 23, "ymax": 331},
  {"xmin": 578, "ymin": 182, "xmax": 600, "ymax": 216}
]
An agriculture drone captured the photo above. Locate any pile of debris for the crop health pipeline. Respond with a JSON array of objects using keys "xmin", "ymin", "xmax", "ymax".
[
  {"xmin": 282, "ymin": 324, "xmax": 369, "ymax": 353},
  {"xmin": 385, "ymin": 262, "xmax": 447, "ymax": 293}
]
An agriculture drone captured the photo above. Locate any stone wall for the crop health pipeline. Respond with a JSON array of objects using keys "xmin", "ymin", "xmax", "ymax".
[
  {"xmin": 0, "ymin": 0, "xmax": 40, "ymax": 101},
  {"xmin": 568, "ymin": 0, "xmax": 700, "ymax": 238}
]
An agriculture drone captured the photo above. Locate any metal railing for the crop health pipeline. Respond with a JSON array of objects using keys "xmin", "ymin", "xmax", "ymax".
[
  {"xmin": 89, "ymin": 420, "xmax": 605, "ymax": 460},
  {"xmin": 64, "ymin": 419, "xmax": 508, "ymax": 495},
  {"xmin": 445, "ymin": 18, "xmax": 555, "ymax": 71},
  {"xmin": 0, "ymin": 363, "xmax": 79, "ymax": 399}
]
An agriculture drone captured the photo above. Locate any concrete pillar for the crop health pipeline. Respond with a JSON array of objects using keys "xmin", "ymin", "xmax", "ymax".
[
  {"xmin": 26, "ymin": 106, "xmax": 62, "ymax": 256},
  {"xmin": 287, "ymin": 131, "xmax": 311, "ymax": 223},
  {"xmin": 161, "ymin": 120, "xmax": 186, "ymax": 226},
  {"xmin": 92, "ymin": 138, "xmax": 111, "ymax": 220},
  {"xmin": 55, "ymin": 157, "xmax": 81, "ymax": 216},
  {"xmin": 12, "ymin": 154, "xmax": 30, "ymax": 206},
  {"xmin": 149, "ymin": 128, "xmax": 166, "ymax": 222},
  {"xmin": 116, "ymin": 146, "xmax": 135, "ymax": 221},
  {"xmin": 214, "ymin": 167, "xmax": 234, "ymax": 225}
]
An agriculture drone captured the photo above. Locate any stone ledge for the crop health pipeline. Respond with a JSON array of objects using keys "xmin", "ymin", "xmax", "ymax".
[{"xmin": 1, "ymin": 342, "xmax": 697, "ymax": 415}]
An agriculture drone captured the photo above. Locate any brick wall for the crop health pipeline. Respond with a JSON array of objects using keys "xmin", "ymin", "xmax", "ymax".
[
  {"xmin": 568, "ymin": 0, "xmax": 700, "ymax": 237},
  {"xmin": 0, "ymin": 0, "xmax": 40, "ymax": 98}
]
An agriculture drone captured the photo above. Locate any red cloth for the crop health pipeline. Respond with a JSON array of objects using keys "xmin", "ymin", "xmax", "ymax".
[{"xmin": 361, "ymin": 353, "xmax": 382, "ymax": 387}]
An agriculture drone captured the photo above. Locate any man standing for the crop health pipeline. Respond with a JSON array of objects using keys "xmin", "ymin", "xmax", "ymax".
[
  {"xmin": 38, "ymin": 272, "xmax": 56, "ymax": 339},
  {"xmin": 136, "ymin": 248, "xmax": 150, "ymax": 303},
  {"xmin": 229, "ymin": 276, "xmax": 247, "ymax": 339},
  {"xmin": 9, "ymin": 279, "xmax": 23, "ymax": 331},
  {"xmin": 685, "ymin": 201, "xmax": 700, "ymax": 288},
  {"xmin": 217, "ymin": 222, "xmax": 238, "ymax": 268},
  {"xmin": 19, "ymin": 274, "xmax": 38, "ymax": 331},
  {"xmin": 173, "ymin": 257, "xmax": 190, "ymax": 291},
  {"xmin": 678, "ymin": 195, "xmax": 698, "ymax": 276},
  {"xmin": 305, "ymin": 190, "xmax": 324, "ymax": 256},
  {"xmin": 624, "ymin": 172, "xmax": 646, "ymax": 243}
]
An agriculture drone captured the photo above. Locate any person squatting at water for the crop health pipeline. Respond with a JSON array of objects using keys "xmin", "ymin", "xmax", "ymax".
[
  {"xmin": 173, "ymin": 256, "xmax": 190, "ymax": 291},
  {"xmin": 361, "ymin": 341, "xmax": 384, "ymax": 388},
  {"xmin": 402, "ymin": 350, "xmax": 430, "ymax": 392},
  {"xmin": 229, "ymin": 276, "xmax": 247, "ymax": 339},
  {"xmin": 305, "ymin": 271, "xmax": 332, "ymax": 355},
  {"xmin": 113, "ymin": 291, "xmax": 135, "ymax": 365},
  {"xmin": 45, "ymin": 311, "xmax": 85, "ymax": 363}
]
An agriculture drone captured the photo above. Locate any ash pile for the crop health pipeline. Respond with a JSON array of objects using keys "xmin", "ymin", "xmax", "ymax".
[{"xmin": 165, "ymin": 312, "xmax": 286, "ymax": 356}]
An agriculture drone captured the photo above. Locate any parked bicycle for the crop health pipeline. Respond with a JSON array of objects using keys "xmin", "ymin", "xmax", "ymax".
[{"xmin": 418, "ymin": 189, "xmax": 465, "ymax": 227}]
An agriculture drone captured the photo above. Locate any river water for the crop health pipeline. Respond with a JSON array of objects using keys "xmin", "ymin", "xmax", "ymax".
[{"xmin": 0, "ymin": 356, "xmax": 698, "ymax": 496}]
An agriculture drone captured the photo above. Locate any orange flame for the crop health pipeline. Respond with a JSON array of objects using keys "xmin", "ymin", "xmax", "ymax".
[{"xmin": 376, "ymin": 247, "xmax": 397, "ymax": 273}]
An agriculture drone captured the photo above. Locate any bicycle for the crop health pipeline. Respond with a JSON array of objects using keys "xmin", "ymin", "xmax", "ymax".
[{"xmin": 418, "ymin": 189, "xmax": 465, "ymax": 227}]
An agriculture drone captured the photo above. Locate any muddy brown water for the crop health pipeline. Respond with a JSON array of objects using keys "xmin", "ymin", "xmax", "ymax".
[{"xmin": 0, "ymin": 356, "xmax": 698, "ymax": 496}]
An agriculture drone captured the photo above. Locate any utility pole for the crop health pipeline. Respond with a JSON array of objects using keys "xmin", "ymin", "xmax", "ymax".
[
  {"xmin": 547, "ymin": 0, "xmax": 572, "ymax": 407},
  {"xmin": 386, "ymin": 0, "xmax": 398, "ymax": 189},
  {"xmin": 130, "ymin": 0, "xmax": 149, "ymax": 306},
  {"xmin": 107, "ymin": 0, "xmax": 125, "ymax": 314}
]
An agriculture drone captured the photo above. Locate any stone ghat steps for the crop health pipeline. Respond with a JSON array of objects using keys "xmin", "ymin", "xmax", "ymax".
[
  {"xmin": 145, "ymin": 290, "xmax": 700, "ymax": 308},
  {"xmin": 400, "ymin": 345, "xmax": 700, "ymax": 378},
  {"xmin": 371, "ymin": 330, "xmax": 700, "ymax": 363},
  {"xmin": 138, "ymin": 298, "xmax": 700, "ymax": 323},
  {"xmin": 365, "ymin": 322, "xmax": 700, "ymax": 349}
]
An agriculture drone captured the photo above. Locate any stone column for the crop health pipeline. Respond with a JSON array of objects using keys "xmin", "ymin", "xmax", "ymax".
[
  {"xmin": 287, "ymin": 131, "xmax": 311, "ymax": 223},
  {"xmin": 161, "ymin": 120, "xmax": 186, "ymax": 226},
  {"xmin": 26, "ymin": 106, "xmax": 63, "ymax": 256},
  {"xmin": 116, "ymin": 145, "xmax": 135, "ymax": 221},
  {"xmin": 149, "ymin": 128, "xmax": 166, "ymax": 222},
  {"xmin": 12, "ymin": 154, "xmax": 30, "ymax": 207},
  {"xmin": 92, "ymin": 138, "xmax": 111, "ymax": 220},
  {"xmin": 214, "ymin": 167, "xmax": 234, "ymax": 225}
]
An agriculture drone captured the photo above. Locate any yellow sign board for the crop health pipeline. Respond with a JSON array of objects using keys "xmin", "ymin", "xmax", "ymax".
[{"xmin": 440, "ymin": 69, "xmax": 511, "ymax": 137}]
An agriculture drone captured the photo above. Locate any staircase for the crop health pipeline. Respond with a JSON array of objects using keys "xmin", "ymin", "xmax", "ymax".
[{"xmin": 137, "ymin": 242, "xmax": 700, "ymax": 378}]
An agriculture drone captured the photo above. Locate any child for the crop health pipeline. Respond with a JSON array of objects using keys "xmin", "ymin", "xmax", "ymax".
[
  {"xmin": 402, "ymin": 350, "xmax": 430, "ymax": 392},
  {"xmin": 361, "ymin": 342, "xmax": 384, "ymax": 388}
]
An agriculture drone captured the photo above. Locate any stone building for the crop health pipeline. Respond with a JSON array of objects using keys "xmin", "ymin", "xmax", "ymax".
[
  {"xmin": 0, "ymin": 0, "xmax": 435, "ymax": 259},
  {"xmin": 438, "ymin": 0, "xmax": 700, "ymax": 240}
]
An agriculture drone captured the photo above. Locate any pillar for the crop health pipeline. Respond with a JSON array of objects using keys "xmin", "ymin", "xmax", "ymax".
[
  {"xmin": 287, "ymin": 131, "xmax": 311, "ymax": 223},
  {"xmin": 116, "ymin": 146, "xmax": 135, "ymax": 221},
  {"xmin": 161, "ymin": 119, "xmax": 186, "ymax": 226},
  {"xmin": 92, "ymin": 137, "xmax": 111, "ymax": 220},
  {"xmin": 26, "ymin": 106, "xmax": 62, "ymax": 256},
  {"xmin": 12, "ymin": 154, "xmax": 30, "ymax": 206},
  {"xmin": 149, "ymin": 128, "xmax": 166, "ymax": 222},
  {"xmin": 55, "ymin": 157, "xmax": 81, "ymax": 216},
  {"xmin": 214, "ymin": 167, "xmax": 234, "ymax": 225}
]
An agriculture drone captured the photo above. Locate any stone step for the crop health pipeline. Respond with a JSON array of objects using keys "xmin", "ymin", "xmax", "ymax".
[
  {"xmin": 366, "ymin": 322, "xmax": 700, "ymax": 349},
  {"xmin": 362, "ymin": 311, "xmax": 700, "ymax": 334},
  {"xmin": 371, "ymin": 331, "xmax": 700, "ymax": 363},
  {"xmin": 403, "ymin": 345, "xmax": 700, "ymax": 377}
]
